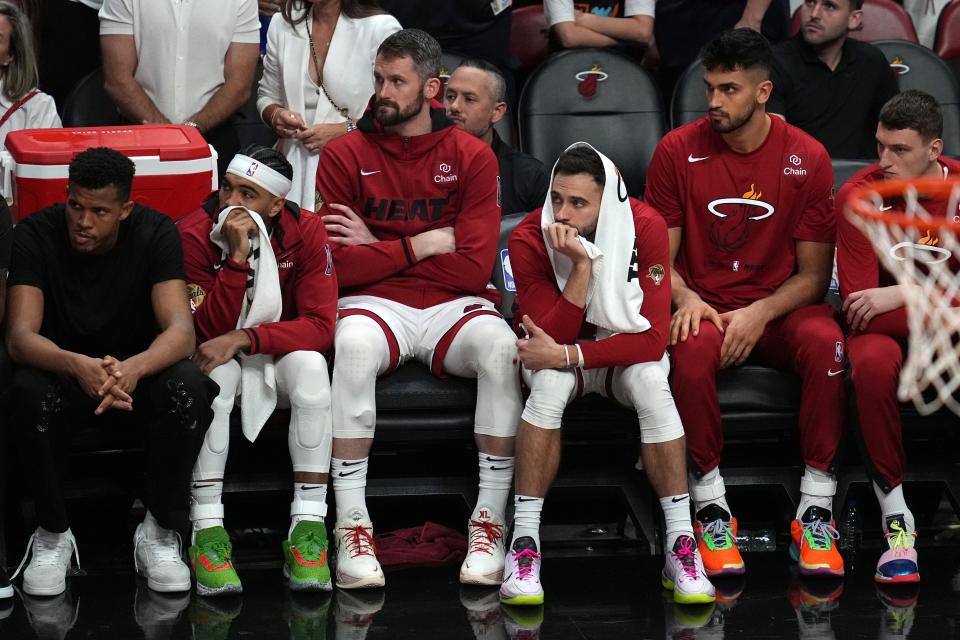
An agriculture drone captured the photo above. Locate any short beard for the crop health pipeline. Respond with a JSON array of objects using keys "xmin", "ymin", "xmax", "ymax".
[
  {"xmin": 374, "ymin": 89, "xmax": 426, "ymax": 127},
  {"xmin": 710, "ymin": 100, "xmax": 758, "ymax": 134}
]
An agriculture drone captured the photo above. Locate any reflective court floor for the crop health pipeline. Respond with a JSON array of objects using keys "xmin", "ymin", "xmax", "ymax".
[{"xmin": 2, "ymin": 544, "xmax": 960, "ymax": 640}]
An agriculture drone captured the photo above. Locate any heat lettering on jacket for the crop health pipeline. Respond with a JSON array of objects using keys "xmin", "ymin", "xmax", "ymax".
[{"xmin": 362, "ymin": 197, "xmax": 449, "ymax": 221}]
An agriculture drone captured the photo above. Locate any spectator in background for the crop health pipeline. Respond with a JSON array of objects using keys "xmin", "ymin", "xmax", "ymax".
[
  {"xmin": 444, "ymin": 59, "xmax": 548, "ymax": 216},
  {"xmin": 99, "ymin": 0, "xmax": 261, "ymax": 175},
  {"xmin": 258, "ymin": 0, "xmax": 400, "ymax": 210},
  {"xmin": 654, "ymin": 0, "xmax": 791, "ymax": 97},
  {"xmin": 0, "ymin": 1, "xmax": 59, "ymax": 148},
  {"xmin": 770, "ymin": 0, "xmax": 898, "ymax": 159},
  {"xmin": 543, "ymin": 0, "xmax": 654, "ymax": 49},
  {"xmin": 37, "ymin": 0, "xmax": 101, "ymax": 110}
]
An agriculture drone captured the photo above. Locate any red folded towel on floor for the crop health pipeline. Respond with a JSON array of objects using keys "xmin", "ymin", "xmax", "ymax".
[{"xmin": 374, "ymin": 522, "xmax": 468, "ymax": 569}]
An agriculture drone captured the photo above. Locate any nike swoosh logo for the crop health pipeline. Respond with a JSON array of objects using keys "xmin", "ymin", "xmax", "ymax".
[
  {"xmin": 879, "ymin": 205, "xmax": 893, "ymax": 211},
  {"xmin": 671, "ymin": 495, "xmax": 690, "ymax": 503},
  {"xmin": 517, "ymin": 497, "xmax": 539, "ymax": 502},
  {"xmin": 360, "ymin": 169, "xmax": 381, "ymax": 176},
  {"xmin": 827, "ymin": 369, "xmax": 845, "ymax": 377},
  {"xmin": 485, "ymin": 456, "xmax": 511, "ymax": 463},
  {"xmin": 338, "ymin": 470, "xmax": 361, "ymax": 477},
  {"xmin": 192, "ymin": 483, "xmax": 217, "ymax": 489},
  {"xmin": 299, "ymin": 485, "xmax": 321, "ymax": 491},
  {"xmin": 340, "ymin": 460, "xmax": 365, "ymax": 467},
  {"xmin": 489, "ymin": 466, "xmax": 512, "ymax": 471},
  {"xmin": 687, "ymin": 154, "xmax": 709, "ymax": 163}
]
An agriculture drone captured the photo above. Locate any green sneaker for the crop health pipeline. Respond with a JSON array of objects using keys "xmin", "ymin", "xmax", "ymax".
[
  {"xmin": 283, "ymin": 520, "xmax": 333, "ymax": 591},
  {"xmin": 189, "ymin": 527, "xmax": 242, "ymax": 596},
  {"xmin": 189, "ymin": 596, "xmax": 241, "ymax": 640},
  {"xmin": 284, "ymin": 592, "xmax": 331, "ymax": 640}
]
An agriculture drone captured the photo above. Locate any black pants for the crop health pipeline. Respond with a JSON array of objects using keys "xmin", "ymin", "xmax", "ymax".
[{"xmin": 8, "ymin": 360, "xmax": 215, "ymax": 534}]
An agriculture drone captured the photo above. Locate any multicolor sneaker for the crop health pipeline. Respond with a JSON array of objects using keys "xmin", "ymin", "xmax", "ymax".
[
  {"xmin": 788, "ymin": 576, "xmax": 842, "ymax": 639},
  {"xmin": 501, "ymin": 603, "xmax": 544, "ymax": 640},
  {"xmin": 333, "ymin": 516, "xmax": 384, "ymax": 589},
  {"xmin": 189, "ymin": 526, "xmax": 242, "ymax": 596},
  {"xmin": 459, "ymin": 507, "xmax": 506, "ymax": 586},
  {"xmin": 661, "ymin": 535, "xmax": 717, "ymax": 604},
  {"xmin": 876, "ymin": 583, "xmax": 918, "ymax": 640},
  {"xmin": 283, "ymin": 520, "xmax": 333, "ymax": 591},
  {"xmin": 499, "ymin": 537, "xmax": 544, "ymax": 606},
  {"xmin": 694, "ymin": 505, "xmax": 745, "ymax": 576},
  {"xmin": 663, "ymin": 592, "xmax": 716, "ymax": 639},
  {"xmin": 790, "ymin": 507, "xmax": 844, "ymax": 577},
  {"xmin": 875, "ymin": 517, "xmax": 919, "ymax": 584}
]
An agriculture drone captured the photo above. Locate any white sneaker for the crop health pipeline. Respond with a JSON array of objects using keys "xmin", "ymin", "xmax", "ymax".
[
  {"xmin": 662, "ymin": 535, "xmax": 717, "ymax": 605},
  {"xmin": 22, "ymin": 590, "xmax": 79, "ymax": 640},
  {"xmin": 134, "ymin": 516, "xmax": 191, "ymax": 593},
  {"xmin": 334, "ymin": 589, "xmax": 385, "ymax": 640},
  {"xmin": 459, "ymin": 507, "xmax": 506, "ymax": 586},
  {"xmin": 498, "ymin": 537, "xmax": 543, "ymax": 606},
  {"xmin": 13, "ymin": 527, "xmax": 79, "ymax": 597},
  {"xmin": 333, "ymin": 515, "xmax": 384, "ymax": 589}
]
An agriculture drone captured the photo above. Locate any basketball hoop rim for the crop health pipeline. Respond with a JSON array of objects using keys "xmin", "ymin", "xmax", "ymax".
[{"xmin": 847, "ymin": 177, "xmax": 960, "ymax": 233}]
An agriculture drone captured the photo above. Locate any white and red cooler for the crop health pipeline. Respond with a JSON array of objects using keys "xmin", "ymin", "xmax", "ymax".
[{"xmin": 0, "ymin": 125, "xmax": 218, "ymax": 221}]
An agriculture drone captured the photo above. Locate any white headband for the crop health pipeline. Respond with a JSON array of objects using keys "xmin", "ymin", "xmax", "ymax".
[{"xmin": 226, "ymin": 154, "xmax": 292, "ymax": 198}]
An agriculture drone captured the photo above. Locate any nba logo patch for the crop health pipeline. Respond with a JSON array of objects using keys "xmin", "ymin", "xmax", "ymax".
[
  {"xmin": 500, "ymin": 249, "xmax": 516, "ymax": 292},
  {"xmin": 245, "ymin": 162, "xmax": 259, "ymax": 177},
  {"xmin": 834, "ymin": 341, "xmax": 844, "ymax": 363}
]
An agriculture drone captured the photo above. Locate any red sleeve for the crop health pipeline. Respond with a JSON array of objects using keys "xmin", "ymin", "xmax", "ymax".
[
  {"xmin": 246, "ymin": 218, "xmax": 339, "ymax": 355},
  {"xmin": 644, "ymin": 135, "xmax": 685, "ymax": 228},
  {"xmin": 794, "ymin": 146, "xmax": 836, "ymax": 243},
  {"xmin": 509, "ymin": 211, "xmax": 586, "ymax": 345},
  {"xmin": 579, "ymin": 210, "xmax": 671, "ymax": 369},
  {"xmin": 398, "ymin": 147, "xmax": 500, "ymax": 293},
  {"xmin": 315, "ymin": 138, "xmax": 417, "ymax": 287},
  {"xmin": 180, "ymin": 216, "xmax": 247, "ymax": 343}
]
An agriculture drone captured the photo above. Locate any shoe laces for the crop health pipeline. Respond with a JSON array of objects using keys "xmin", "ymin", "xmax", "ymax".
[
  {"xmin": 802, "ymin": 518, "xmax": 839, "ymax": 551},
  {"xmin": 12, "ymin": 531, "xmax": 80, "ymax": 580},
  {"xmin": 292, "ymin": 530, "xmax": 328, "ymax": 559},
  {"xmin": 885, "ymin": 521, "xmax": 917, "ymax": 555},
  {"xmin": 467, "ymin": 520, "xmax": 503, "ymax": 555},
  {"xmin": 340, "ymin": 525, "xmax": 376, "ymax": 559},
  {"xmin": 673, "ymin": 536, "xmax": 699, "ymax": 580},
  {"xmin": 135, "ymin": 531, "xmax": 183, "ymax": 573},
  {"xmin": 511, "ymin": 548, "xmax": 541, "ymax": 581},
  {"xmin": 702, "ymin": 518, "xmax": 732, "ymax": 549}
]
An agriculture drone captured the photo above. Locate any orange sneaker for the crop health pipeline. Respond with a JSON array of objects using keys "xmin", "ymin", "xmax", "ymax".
[
  {"xmin": 694, "ymin": 506, "xmax": 745, "ymax": 577},
  {"xmin": 790, "ymin": 507, "xmax": 844, "ymax": 577}
]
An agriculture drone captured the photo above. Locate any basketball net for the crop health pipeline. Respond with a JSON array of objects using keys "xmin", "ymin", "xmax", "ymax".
[{"xmin": 847, "ymin": 178, "xmax": 960, "ymax": 417}]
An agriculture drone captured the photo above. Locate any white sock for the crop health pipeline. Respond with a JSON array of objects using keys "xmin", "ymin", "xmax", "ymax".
[
  {"xmin": 873, "ymin": 482, "xmax": 915, "ymax": 533},
  {"xmin": 797, "ymin": 466, "xmax": 836, "ymax": 520},
  {"xmin": 290, "ymin": 481, "xmax": 328, "ymax": 535},
  {"xmin": 511, "ymin": 495, "xmax": 543, "ymax": 549},
  {"xmin": 190, "ymin": 477, "xmax": 224, "ymax": 533},
  {"xmin": 660, "ymin": 494, "xmax": 694, "ymax": 549},
  {"xmin": 690, "ymin": 467, "xmax": 730, "ymax": 517},
  {"xmin": 331, "ymin": 457, "xmax": 369, "ymax": 522},
  {"xmin": 475, "ymin": 452, "xmax": 513, "ymax": 519}
]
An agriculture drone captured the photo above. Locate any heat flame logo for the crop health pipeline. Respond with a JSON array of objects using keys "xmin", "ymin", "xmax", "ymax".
[
  {"xmin": 707, "ymin": 183, "xmax": 775, "ymax": 253},
  {"xmin": 917, "ymin": 230, "xmax": 939, "ymax": 247},
  {"xmin": 742, "ymin": 184, "xmax": 762, "ymax": 200}
]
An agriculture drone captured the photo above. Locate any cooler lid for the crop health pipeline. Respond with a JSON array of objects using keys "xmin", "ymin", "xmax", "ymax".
[{"xmin": 5, "ymin": 125, "xmax": 211, "ymax": 164}]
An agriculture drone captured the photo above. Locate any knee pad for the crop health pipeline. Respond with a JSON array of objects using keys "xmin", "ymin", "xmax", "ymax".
[
  {"xmin": 619, "ymin": 363, "xmax": 685, "ymax": 444},
  {"xmin": 474, "ymin": 332, "xmax": 522, "ymax": 437},
  {"xmin": 520, "ymin": 368, "xmax": 577, "ymax": 430},
  {"xmin": 334, "ymin": 323, "xmax": 387, "ymax": 385}
]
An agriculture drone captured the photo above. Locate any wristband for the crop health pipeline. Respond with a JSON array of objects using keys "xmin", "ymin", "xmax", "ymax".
[{"xmin": 563, "ymin": 345, "xmax": 571, "ymax": 368}]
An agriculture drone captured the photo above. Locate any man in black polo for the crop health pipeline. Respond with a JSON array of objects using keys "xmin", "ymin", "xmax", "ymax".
[
  {"xmin": 443, "ymin": 59, "xmax": 549, "ymax": 215},
  {"xmin": 769, "ymin": 0, "xmax": 898, "ymax": 158}
]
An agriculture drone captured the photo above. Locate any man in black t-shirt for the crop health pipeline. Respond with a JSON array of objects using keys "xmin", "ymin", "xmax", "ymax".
[
  {"xmin": 443, "ymin": 60, "xmax": 549, "ymax": 215},
  {"xmin": 4, "ymin": 147, "xmax": 215, "ymax": 598},
  {"xmin": 770, "ymin": 0, "xmax": 898, "ymax": 158}
]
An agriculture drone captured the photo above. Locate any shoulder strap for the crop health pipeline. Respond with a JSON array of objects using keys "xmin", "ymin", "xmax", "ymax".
[{"xmin": 0, "ymin": 89, "xmax": 39, "ymax": 129}]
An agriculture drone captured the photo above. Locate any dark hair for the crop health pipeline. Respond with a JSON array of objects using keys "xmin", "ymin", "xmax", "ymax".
[
  {"xmin": 0, "ymin": 1, "xmax": 39, "ymax": 101},
  {"xmin": 879, "ymin": 90, "xmax": 943, "ymax": 142},
  {"xmin": 68, "ymin": 147, "xmax": 135, "ymax": 201},
  {"xmin": 554, "ymin": 145, "xmax": 605, "ymax": 188},
  {"xmin": 850, "ymin": 0, "xmax": 864, "ymax": 9},
  {"xmin": 377, "ymin": 29, "xmax": 441, "ymax": 83},
  {"xmin": 281, "ymin": 0, "xmax": 383, "ymax": 27},
  {"xmin": 236, "ymin": 143, "xmax": 294, "ymax": 182},
  {"xmin": 701, "ymin": 28, "xmax": 774, "ymax": 79},
  {"xmin": 456, "ymin": 58, "xmax": 507, "ymax": 103}
]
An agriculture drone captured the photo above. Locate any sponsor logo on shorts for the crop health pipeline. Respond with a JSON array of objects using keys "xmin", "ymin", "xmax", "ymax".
[{"xmin": 834, "ymin": 341, "xmax": 844, "ymax": 363}]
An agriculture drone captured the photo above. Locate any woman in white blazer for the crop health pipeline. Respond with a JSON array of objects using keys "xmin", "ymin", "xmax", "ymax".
[{"xmin": 258, "ymin": 0, "xmax": 400, "ymax": 210}]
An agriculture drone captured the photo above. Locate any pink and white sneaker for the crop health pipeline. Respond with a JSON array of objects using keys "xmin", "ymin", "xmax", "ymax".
[
  {"xmin": 662, "ymin": 535, "xmax": 717, "ymax": 605},
  {"xmin": 459, "ymin": 507, "xmax": 506, "ymax": 586},
  {"xmin": 875, "ymin": 517, "xmax": 919, "ymax": 584},
  {"xmin": 499, "ymin": 537, "xmax": 543, "ymax": 606}
]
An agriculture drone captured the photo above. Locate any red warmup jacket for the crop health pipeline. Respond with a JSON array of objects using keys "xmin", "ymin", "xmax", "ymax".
[
  {"xmin": 509, "ymin": 198, "xmax": 672, "ymax": 369},
  {"xmin": 178, "ymin": 194, "xmax": 338, "ymax": 355},
  {"xmin": 315, "ymin": 105, "xmax": 501, "ymax": 308}
]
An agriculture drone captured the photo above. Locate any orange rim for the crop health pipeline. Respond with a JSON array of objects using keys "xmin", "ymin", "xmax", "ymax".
[{"xmin": 847, "ymin": 178, "xmax": 960, "ymax": 233}]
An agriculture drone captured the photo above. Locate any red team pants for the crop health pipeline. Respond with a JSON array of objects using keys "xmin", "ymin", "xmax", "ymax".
[
  {"xmin": 847, "ymin": 332, "xmax": 906, "ymax": 491},
  {"xmin": 671, "ymin": 304, "xmax": 846, "ymax": 476}
]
